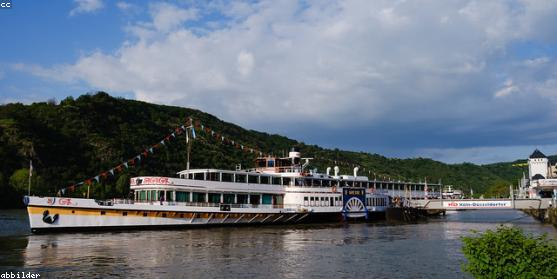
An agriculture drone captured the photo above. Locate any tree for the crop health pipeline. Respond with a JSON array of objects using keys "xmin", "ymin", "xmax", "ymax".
[
  {"xmin": 461, "ymin": 226, "xmax": 557, "ymax": 278},
  {"xmin": 115, "ymin": 174, "xmax": 130, "ymax": 198},
  {"xmin": 9, "ymin": 168, "xmax": 31, "ymax": 194}
]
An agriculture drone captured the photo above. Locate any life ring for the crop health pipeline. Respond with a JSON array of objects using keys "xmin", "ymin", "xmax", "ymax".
[
  {"xmin": 332, "ymin": 186, "xmax": 337, "ymax": 193},
  {"xmin": 42, "ymin": 210, "xmax": 59, "ymax": 224}
]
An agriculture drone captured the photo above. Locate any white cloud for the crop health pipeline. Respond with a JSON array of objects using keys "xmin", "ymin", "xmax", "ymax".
[
  {"xmin": 17, "ymin": 0, "xmax": 557, "ymax": 162},
  {"xmin": 150, "ymin": 2, "xmax": 197, "ymax": 32},
  {"xmin": 116, "ymin": 2, "xmax": 132, "ymax": 11},
  {"xmin": 494, "ymin": 79, "xmax": 519, "ymax": 98},
  {"xmin": 69, "ymin": 0, "xmax": 104, "ymax": 16},
  {"xmin": 237, "ymin": 51, "xmax": 255, "ymax": 77}
]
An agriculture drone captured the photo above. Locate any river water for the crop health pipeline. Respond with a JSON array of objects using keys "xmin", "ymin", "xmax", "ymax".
[{"xmin": 0, "ymin": 209, "xmax": 555, "ymax": 278}]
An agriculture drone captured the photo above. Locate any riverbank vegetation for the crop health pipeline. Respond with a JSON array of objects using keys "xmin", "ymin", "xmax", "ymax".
[
  {"xmin": 461, "ymin": 226, "xmax": 557, "ymax": 278},
  {"xmin": 0, "ymin": 92, "xmax": 542, "ymax": 208}
]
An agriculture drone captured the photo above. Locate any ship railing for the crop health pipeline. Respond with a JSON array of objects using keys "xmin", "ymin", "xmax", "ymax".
[
  {"xmin": 229, "ymin": 204, "xmax": 284, "ymax": 209},
  {"xmin": 96, "ymin": 199, "xmax": 135, "ymax": 206},
  {"xmin": 112, "ymin": 199, "xmax": 134, "ymax": 205},
  {"xmin": 130, "ymin": 200, "xmax": 291, "ymax": 209},
  {"xmin": 164, "ymin": 201, "xmax": 220, "ymax": 207}
]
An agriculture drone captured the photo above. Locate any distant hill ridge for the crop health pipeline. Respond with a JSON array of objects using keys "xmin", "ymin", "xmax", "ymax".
[{"xmin": 0, "ymin": 92, "xmax": 541, "ymax": 207}]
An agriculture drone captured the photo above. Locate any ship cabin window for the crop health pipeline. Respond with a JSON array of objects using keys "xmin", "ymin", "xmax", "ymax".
[
  {"xmin": 237, "ymin": 194, "xmax": 248, "ymax": 204},
  {"xmin": 305, "ymin": 179, "xmax": 314, "ymax": 187},
  {"xmin": 304, "ymin": 196, "xmax": 309, "ymax": 206},
  {"xmin": 208, "ymin": 172, "xmax": 220, "ymax": 181},
  {"xmin": 295, "ymin": 178, "xmax": 304, "ymax": 186},
  {"xmin": 346, "ymin": 181, "xmax": 354, "ymax": 187},
  {"xmin": 139, "ymin": 190, "xmax": 146, "ymax": 201},
  {"xmin": 208, "ymin": 193, "xmax": 221, "ymax": 203},
  {"xmin": 282, "ymin": 177, "xmax": 291, "ymax": 186},
  {"xmin": 176, "ymin": 191, "xmax": 189, "ymax": 202},
  {"xmin": 262, "ymin": 194, "xmax": 273, "ymax": 205},
  {"xmin": 223, "ymin": 194, "xmax": 235, "ymax": 204},
  {"xmin": 272, "ymin": 177, "xmax": 281, "ymax": 185},
  {"xmin": 180, "ymin": 174, "xmax": 185, "ymax": 179},
  {"xmin": 323, "ymin": 180, "xmax": 331, "ymax": 187},
  {"xmin": 260, "ymin": 176, "xmax": 270, "ymax": 184},
  {"xmin": 330, "ymin": 198, "xmax": 334, "ymax": 206},
  {"xmin": 194, "ymin": 172, "xmax": 205, "ymax": 180},
  {"xmin": 267, "ymin": 160, "xmax": 275, "ymax": 168},
  {"xmin": 236, "ymin": 174, "xmax": 246, "ymax": 183},
  {"xmin": 250, "ymin": 195, "xmax": 260, "ymax": 205},
  {"xmin": 332, "ymin": 180, "xmax": 339, "ymax": 187},
  {"xmin": 221, "ymin": 173, "xmax": 233, "ymax": 182},
  {"xmin": 192, "ymin": 192, "xmax": 206, "ymax": 203},
  {"xmin": 248, "ymin": 175, "xmax": 259, "ymax": 184}
]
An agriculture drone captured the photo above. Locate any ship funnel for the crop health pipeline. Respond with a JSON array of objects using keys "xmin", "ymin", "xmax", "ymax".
[
  {"xmin": 334, "ymin": 166, "xmax": 339, "ymax": 176},
  {"xmin": 289, "ymin": 147, "xmax": 301, "ymax": 165},
  {"xmin": 353, "ymin": 167, "xmax": 359, "ymax": 177},
  {"xmin": 326, "ymin": 167, "xmax": 331, "ymax": 176}
]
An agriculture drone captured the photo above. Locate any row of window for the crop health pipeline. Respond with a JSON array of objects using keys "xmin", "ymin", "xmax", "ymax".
[
  {"xmin": 367, "ymin": 197, "xmax": 387, "ymax": 207},
  {"xmin": 303, "ymin": 196, "xmax": 342, "ymax": 207},
  {"xmin": 135, "ymin": 190, "xmax": 281, "ymax": 205},
  {"xmin": 180, "ymin": 172, "xmax": 426, "ymax": 190},
  {"xmin": 301, "ymin": 196, "xmax": 388, "ymax": 207}
]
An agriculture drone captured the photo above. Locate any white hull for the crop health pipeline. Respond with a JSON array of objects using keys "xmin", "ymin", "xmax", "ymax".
[{"xmin": 26, "ymin": 196, "xmax": 389, "ymax": 232}]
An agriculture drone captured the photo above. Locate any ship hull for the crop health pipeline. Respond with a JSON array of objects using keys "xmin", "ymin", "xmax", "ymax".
[{"xmin": 26, "ymin": 197, "xmax": 372, "ymax": 233}]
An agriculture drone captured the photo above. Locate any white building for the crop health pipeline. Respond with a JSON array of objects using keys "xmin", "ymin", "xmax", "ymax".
[{"xmin": 524, "ymin": 149, "xmax": 557, "ymax": 199}]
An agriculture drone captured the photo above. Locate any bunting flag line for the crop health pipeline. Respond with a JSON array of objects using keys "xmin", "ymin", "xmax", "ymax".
[
  {"xmin": 59, "ymin": 116, "xmax": 420, "ymax": 197},
  {"xmin": 59, "ymin": 120, "xmax": 197, "ymax": 195}
]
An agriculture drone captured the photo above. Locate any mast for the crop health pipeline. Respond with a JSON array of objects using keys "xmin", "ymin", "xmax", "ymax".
[
  {"xmin": 186, "ymin": 118, "xmax": 194, "ymax": 170},
  {"xmin": 28, "ymin": 159, "xmax": 32, "ymax": 196}
]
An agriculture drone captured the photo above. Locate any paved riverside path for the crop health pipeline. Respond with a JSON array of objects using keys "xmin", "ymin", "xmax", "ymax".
[{"xmin": 410, "ymin": 198, "xmax": 553, "ymax": 210}]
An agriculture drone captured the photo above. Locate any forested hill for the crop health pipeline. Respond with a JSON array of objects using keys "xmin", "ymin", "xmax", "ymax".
[{"xmin": 0, "ymin": 92, "xmax": 538, "ymax": 208}]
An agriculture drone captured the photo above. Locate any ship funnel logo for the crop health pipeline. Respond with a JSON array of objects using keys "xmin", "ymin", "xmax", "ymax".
[{"xmin": 42, "ymin": 210, "xmax": 59, "ymax": 224}]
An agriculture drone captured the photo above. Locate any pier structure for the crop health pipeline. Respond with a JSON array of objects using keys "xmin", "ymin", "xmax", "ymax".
[{"xmin": 410, "ymin": 198, "xmax": 553, "ymax": 210}]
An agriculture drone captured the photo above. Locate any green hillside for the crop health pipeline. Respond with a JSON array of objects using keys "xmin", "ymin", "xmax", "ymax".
[{"xmin": 0, "ymin": 92, "xmax": 534, "ymax": 208}]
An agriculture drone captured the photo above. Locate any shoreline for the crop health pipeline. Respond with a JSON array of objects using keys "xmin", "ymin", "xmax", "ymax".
[{"xmin": 522, "ymin": 207, "xmax": 557, "ymax": 228}]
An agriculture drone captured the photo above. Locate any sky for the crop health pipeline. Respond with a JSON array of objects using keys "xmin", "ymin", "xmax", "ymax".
[{"xmin": 1, "ymin": 0, "xmax": 557, "ymax": 164}]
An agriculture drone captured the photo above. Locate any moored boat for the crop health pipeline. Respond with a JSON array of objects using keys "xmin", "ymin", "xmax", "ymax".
[{"xmin": 25, "ymin": 148, "xmax": 391, "ymax": 232}]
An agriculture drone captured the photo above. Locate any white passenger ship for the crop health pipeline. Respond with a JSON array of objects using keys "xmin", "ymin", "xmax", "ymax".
[{"xmin": 26, "ymin": 148, "xmax": 394, "ymax": 232}]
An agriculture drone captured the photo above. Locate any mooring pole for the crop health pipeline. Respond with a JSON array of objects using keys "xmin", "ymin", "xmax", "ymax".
[{"xmin": 510, "ymin": 184, "xmax": 515, "ymax": 209}]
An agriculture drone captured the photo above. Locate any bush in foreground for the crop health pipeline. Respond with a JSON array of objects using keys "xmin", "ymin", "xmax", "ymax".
[{"xmin": 461, "ymin": 226, "xmax": 557, "ymax": 278}]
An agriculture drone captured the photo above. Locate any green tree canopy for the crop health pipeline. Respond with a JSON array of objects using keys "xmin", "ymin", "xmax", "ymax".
[{"xmin": 461, "ymin": 226, "xmax": 557, "ymax": 278}]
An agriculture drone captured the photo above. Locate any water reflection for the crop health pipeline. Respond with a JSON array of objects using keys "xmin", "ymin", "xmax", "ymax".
[{"xmin": 0, "ymin": 210, "xmax": 555, "ymax": 278}]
